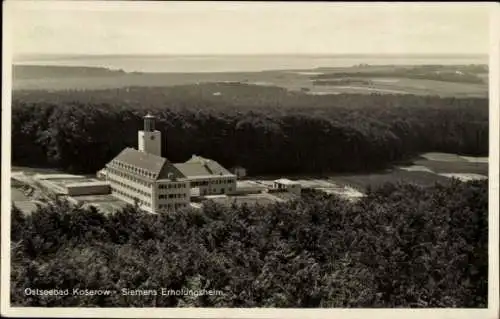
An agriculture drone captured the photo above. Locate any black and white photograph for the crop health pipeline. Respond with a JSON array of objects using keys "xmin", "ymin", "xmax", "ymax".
[{"xmin": 1, "ymin": 1, "xmax": 499, "ymax": 318}]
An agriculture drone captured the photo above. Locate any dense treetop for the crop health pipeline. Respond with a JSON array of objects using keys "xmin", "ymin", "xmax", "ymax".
[
  {"xmin": 11, "ymin": 179, "xmax": 488, "ymax": 307},
  {"xmin": 11, "ymin": 84, "xmax": 488, "ymax": 175}
]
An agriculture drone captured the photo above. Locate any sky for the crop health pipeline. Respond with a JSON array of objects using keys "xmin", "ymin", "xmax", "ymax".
[{"xmin": 5, "ymin": 1, "xmax": 493, "ymax": 56}]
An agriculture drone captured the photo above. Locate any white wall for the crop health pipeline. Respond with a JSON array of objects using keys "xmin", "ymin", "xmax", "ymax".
[
  {"xmin": 138, "ymin": 130, "xmax": 162, "ymax": 156},
  {"xmin": 154, "ymin": 180, "xmax": 190, "ymax": 212},
  {"xmin": 106, "ymin": 168, "xmax": 154, "ymax": 212}
]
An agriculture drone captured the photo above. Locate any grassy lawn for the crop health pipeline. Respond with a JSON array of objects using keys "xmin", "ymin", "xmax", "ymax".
[
  {"xmin": 11, "ymin": 188, "xmax": 29, "ymax": 201},
  {"xmin": 11, "ymin": 166, "xmax": 63, "ymax": 175},
  {"xmin": 329, "ymin": 170, "xmax": 452, "ymax": 192},
  {"xmin": 413, "ymin": 159, "xmax": 488, "ymax": 175}
]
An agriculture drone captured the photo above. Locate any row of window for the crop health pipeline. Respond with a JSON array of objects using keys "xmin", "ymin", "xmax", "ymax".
[
  {"xmin": 213, "ymin": 179, "xmax": 232, "ymax": 185},
  {"xmin": 191, "ymin": 179, "xmax": 234, "ymax": 187},
  {"xmin": 109, "ymin": 176, "xmax": 150, "ymax": 198},
  {"xmin": 108, "ymin": 168, "xmax": 152, "ymax": 187},
  {"xmin": 113, "ymin": 188, "xmax": 150, "ymax": 207},
  {"xmin": 191, "ymin": 181, "xmax": 209, "ymax": 187},
  {"xmin": 200, "ymin": 187, "xmax": 235, "ymax": 195},
  {"xmin": 111, "ymin": 160, "xmax": 158, "ymax": 179},
  {"xmin": 158, "ymin": 183, "xmax": 186, "ymax": 189},
  {"xmin": 158, "ymin": 193, "xmax": 187, "ymax": 199}
]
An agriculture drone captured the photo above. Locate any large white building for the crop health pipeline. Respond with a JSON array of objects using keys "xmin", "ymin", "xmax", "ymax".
[{"xmin": 99, "ymin": 113, "xmax": 237, "ymax": 213}]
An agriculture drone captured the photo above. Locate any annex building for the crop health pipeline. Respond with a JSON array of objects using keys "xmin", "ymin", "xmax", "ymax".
[{"xmin": 98, "ymin": 113, "xmax": 236, "ymax": 213}]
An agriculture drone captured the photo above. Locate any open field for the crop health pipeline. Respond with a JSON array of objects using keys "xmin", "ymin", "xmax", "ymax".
[
  {"xmin": 412, "ymin": 158, "xmax": 488, "ymax": 175},
  {"xmin": 255, "ymin": 152, "xmax": 488, "ymax": 192},
  {"xmin": 328, "ymin": 170, "xmax": 452, "ymax": 191},
  {"xmin": 307, "ymin": 78, "xmax": 487, "ymax": 97},
  {"xmin": 12, "ymin": 201, "xmax": 40, "ymax": 214},
  {"xmin": 12, "ymin": 64, "xmax": 488, "ymax": 97},
  {"xmin": 11, "ymin": 188, "xmax": 29, "ymax": 201},
  {"xmin": 11, "ymin": 165, "xmax": 64, "ymax": 175}
]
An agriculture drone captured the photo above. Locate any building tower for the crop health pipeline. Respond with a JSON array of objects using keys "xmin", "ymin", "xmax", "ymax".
[{"xmin": 138, "ymin": 113, "xmax": 162, "ymax": 156}]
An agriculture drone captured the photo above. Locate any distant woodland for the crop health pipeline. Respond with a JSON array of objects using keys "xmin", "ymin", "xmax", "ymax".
[
  {"xmin": 11, "ymin": 179, "xmax": 488, "ymax": 307},
  {"xmin": 12, "ymin": 84, "xmax": 488, "ymax": 175}
]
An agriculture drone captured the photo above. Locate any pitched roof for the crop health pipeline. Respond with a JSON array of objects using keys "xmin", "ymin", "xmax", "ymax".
[
  {"xmin": 174, "ymin": 162, "xmax": 212, "ymax": 177},
  {"xmin": 157, "ymin": 160, "xmax": 187, "ymax": 180},
  {"xmin": 184, "ymin": 155, "xmax": 233, "ymax": 176},
  {"xmin": 109, "ymin": 148, "xmax": 185, "ymax": 180}
]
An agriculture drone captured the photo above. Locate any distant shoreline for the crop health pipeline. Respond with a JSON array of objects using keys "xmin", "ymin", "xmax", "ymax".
[{"xmin": 13, "ymin": 53, "xmax": 489, "ymax": 62}]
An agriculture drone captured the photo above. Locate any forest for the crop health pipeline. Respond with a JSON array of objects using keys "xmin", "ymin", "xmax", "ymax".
[
  {"xmin": 11, "ymin": 84, "xmax": 488, "ymax": 175},
  {"xmin": 10, "ymin": 179, "xmax": 488, "ymax": 307}
]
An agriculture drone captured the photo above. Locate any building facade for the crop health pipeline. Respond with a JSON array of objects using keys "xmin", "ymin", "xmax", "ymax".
[
  {"xmin": 101, "ymin": 113, "xmax": 236, "ymax": 213},
  {"xmin": 174, "ymin": 155, "xmax": 237, "ymax": 196}
]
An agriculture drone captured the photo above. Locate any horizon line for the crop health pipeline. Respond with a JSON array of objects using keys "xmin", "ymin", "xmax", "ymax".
[{"xmin": 14, "ymin": 52, "xmax": 489, "ymax": 58}]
